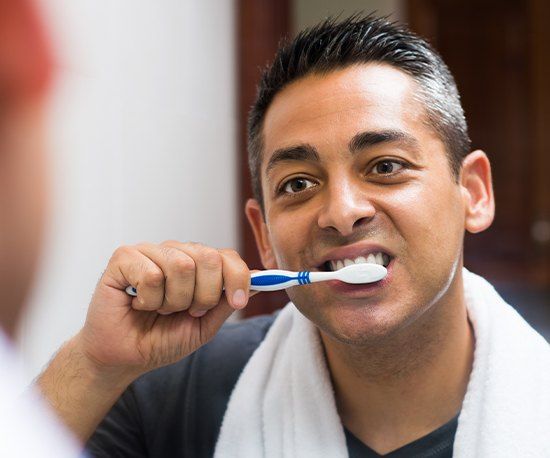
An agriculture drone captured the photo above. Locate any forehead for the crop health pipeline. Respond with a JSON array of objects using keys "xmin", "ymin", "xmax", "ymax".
[{"xmin": 261, "ymin": 64, "xmax": 425, "ymax": 166}]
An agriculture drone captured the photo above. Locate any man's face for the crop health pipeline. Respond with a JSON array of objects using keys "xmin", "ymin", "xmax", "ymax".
[{"xmin": 248, "ymin": 64, "xmax": 470, "ymax": 345}]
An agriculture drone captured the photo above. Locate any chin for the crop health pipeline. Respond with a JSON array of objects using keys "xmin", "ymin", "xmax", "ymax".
[
  {"xmin": 293, "ymin": 295, "xmax": 411, "ymax": 347},
  {"xmin": 330, "ymin": 313, "xmax": 406, "ymax": 346}
]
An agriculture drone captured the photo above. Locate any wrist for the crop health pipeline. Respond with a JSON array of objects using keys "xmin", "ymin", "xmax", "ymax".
[{"xmin": 69, "ymin": 331, "xmax": 142, "ymax": 391}]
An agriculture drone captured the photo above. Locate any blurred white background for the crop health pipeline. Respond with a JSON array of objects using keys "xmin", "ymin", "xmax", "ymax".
[{"xmin": 18, "ymin": 1, "xmax": 237, "ymax": 381}]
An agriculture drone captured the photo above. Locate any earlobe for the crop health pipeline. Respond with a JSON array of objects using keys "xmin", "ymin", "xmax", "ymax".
[
  {"xmin": 460, "ymin": 150, "xmax": 495, "ymax": 234},
  {"xmin": 245, "ymin": 199, "xmax": 277, "ymax": 269}
]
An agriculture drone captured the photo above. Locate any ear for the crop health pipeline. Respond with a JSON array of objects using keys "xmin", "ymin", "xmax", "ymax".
[
  {"xmin": 460, "ymin": 150, "xmax": 495, "ymax": 233},
  {"xmin": 245, "ymin": 198, "xmax": 278, "ymax": 269}
]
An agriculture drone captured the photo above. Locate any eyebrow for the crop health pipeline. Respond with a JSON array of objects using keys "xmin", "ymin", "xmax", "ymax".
[
  {"xmin": 348, "ymin": 129, "xmax": 419, "ymax": 153},
  {"xmin": 265, "ymin": 144, "xmax": 320, "ymax": 175},
  {"xmin": 265, "ymin": 129, "xmax": 419, "ymax": 175}
]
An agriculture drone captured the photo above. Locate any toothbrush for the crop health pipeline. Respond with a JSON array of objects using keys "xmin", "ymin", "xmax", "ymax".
[{"xmin": 125, "ymin": 263, "xmax": 387, "ymax": 295}]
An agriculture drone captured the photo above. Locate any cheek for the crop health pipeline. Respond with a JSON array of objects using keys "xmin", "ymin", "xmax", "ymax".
[
  {"xmin": 386, "ymin": 174, "xmax": 463, "ymax": 239},
  {"xmin": 266, "ymin": 207, "xmax": 314, "ymax": 269},
  {"xmin": 386, "ymin": 178, "xmax": 464, "ymax": 283},
  {"xmin": 418, "ymin": 178, "xmax": 465, "ymax": 246}
]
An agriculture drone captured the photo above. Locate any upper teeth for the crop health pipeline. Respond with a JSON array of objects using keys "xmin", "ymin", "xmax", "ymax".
[{"xmin": 329, "ymin": 252, "xmax": 389, "ymax": 271}]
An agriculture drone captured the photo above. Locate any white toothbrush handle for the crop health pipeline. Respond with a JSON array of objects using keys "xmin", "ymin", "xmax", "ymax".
[{"xmin": 308, "ymin": 271, "xmax": 336, "ymax": 283}]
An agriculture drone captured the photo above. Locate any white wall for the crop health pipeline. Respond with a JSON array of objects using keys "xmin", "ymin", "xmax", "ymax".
[{"xmin": 18, "ymin": 1, "xmax": 237, "ymax": 380}]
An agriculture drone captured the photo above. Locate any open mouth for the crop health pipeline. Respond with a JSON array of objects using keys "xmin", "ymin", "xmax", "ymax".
[{"xmin": 318, "ymin": 251, "xmax": 392, "ymax": 272}]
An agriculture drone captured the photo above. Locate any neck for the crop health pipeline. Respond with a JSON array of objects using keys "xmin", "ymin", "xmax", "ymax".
[{"xmin": 320, "ymin": 276, "xmax": 474, "ymax": 454}]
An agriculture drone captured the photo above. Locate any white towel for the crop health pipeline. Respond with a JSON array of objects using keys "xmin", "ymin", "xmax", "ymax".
[{"xmin": 215, "ymin": 269, "xmax": 550, "ymax": 457}]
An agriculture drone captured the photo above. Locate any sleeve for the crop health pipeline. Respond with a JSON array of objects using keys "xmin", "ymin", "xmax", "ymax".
[
  {"xmin": 83, "ymin": 314, "xmax": 276, "ymax": 457},
  {"xmin": 85, "ymin": 384, "xmax": 147, "ymax": 457}
]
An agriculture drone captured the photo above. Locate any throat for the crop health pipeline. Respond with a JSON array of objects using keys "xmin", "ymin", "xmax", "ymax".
[{"xmin": 320, "ymin": 309, "xmax": 474, "ymax": 455}]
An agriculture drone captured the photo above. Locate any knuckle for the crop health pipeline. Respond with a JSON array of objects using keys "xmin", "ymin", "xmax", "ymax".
[
  {"xmin": 219, "ymin": 247, "xmax": 239, "ymax": 257},
  {"xmin": 199, "ymin": 248, "xmax": 222, "ymax": 269},
  {"xmin": 112, "ymin": 245, "xmax": 133, "ymax": 261},
  {"xmin": 159, "ymin": 245, "xmax": 176, "ymax": 260},
  {"xmin": 228, "ymin": 260, "xmax": 250, "ymax": 280},
  {"xmin": 161, "ymin": 239, "xmax": 179, "ymax": 246},
  {"xmin": 172, "ymin": 256, "xmax": 195, "ymax": 276},
  {"xmin": 227, "ymin": 268, "xmax": 250, "ymax": 288},
  {"xmin": 236, "ymin": 264, "xmax": 251, "ymax": 280},
  {"xmin": 143, "ymin": 269, "xmax": 164, "ymax": 288}
]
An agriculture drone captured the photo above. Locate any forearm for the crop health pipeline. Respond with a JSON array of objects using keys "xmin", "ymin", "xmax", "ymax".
[{"xmin": 36, "ymin": 333, "xmax": 138, "ymax": 443}]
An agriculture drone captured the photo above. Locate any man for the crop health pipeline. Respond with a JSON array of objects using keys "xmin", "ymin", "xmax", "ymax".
[
  {"xmin": 0, "ymin": 1, "xmax": 82, "ymax": 455},
  {"xmin": 38, "ymin": 15, "xmax": 550, "ymax": 457}
]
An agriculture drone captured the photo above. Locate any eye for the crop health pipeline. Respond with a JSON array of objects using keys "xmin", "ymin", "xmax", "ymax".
[
  {"xmin": 372, "ymin": 160, "xmax": 404, "ymax": 175},
  {"xmin": 281, "ymin": 177, "xmax": 317, "ymax": 194}
]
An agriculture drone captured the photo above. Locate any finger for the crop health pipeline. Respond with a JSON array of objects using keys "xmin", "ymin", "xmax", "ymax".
[
  {"xmin": 108, "ymin": 245, "xmax": 165, "ymax": 311},
  {"xmin": 138, "ymin": 243, "xmax": 196, "ymax": 314},
  {"xmin": 218, "ymin": 248, "xmax": 251, "ymax": 310},
  {"xmin": 189, "ymin": 245, "xmax": 224, "ymax": 317},
  {"xmin": 162, "ymin": 242, "xmax": 224, "ymax": 317}
]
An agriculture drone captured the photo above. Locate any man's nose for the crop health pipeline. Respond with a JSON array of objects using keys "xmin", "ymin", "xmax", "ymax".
[{"xmin": 317, "ymin": 179, "xmax": 376, "ymax": 236}]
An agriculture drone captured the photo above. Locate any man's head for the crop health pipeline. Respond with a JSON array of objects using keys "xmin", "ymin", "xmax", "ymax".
[
  {"xmin": 245, "ymin": 15, "xmax": 494, "ymax": 346},
  {"xmin": 0, "ymin": 0, "xmax": 52, "ymax": 336}
]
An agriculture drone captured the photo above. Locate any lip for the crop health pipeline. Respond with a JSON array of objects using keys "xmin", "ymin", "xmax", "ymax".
[{"xmin": 313, "ymin": 241, "xmax": 395, "ymax": 270}]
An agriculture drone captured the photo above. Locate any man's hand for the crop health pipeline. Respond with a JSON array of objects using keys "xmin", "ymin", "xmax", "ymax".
[
  {"xmin": 80, "ymin": 241, "xmax": 252, "ymax": 375},
  {"xmin": 37, "ymin": 241, "xmax": 254, "ymax": 443}
]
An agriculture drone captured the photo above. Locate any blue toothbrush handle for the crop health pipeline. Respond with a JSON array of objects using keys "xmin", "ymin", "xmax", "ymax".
[
  {"xmin": 251, "ymin": 274, "xmax": 296, "ymax": 286},
  {"xmin": 250, "ymin": 270, "xmax": 310, "ymax": 292}
]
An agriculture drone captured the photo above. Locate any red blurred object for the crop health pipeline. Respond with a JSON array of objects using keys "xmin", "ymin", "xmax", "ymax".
[{"xmin": 0, "ymin": 0, "xmax": 53, "ymax": 103}]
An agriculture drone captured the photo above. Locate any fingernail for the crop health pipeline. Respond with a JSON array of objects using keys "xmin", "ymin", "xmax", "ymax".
[
  {"xmin": 232, "ymin": 289, "xmax": 247, "ymax": 309},
  {"xmin": 190, "ymin": 310, "xmax": 207, "ymax": 318}
]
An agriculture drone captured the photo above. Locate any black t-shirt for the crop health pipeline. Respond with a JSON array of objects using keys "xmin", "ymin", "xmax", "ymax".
[
  {"xmin": 346, "ymin": 417, "xmax": 457, "ymax": 457},
  {"xmin": 86, "ymin": 314, "xmax": 458, "ymax": 457}
]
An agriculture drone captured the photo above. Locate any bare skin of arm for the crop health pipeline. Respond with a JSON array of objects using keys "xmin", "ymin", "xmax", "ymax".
[{"xmin": 37, "ymin": 241, "xmax": 254, "ymax": 443}]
